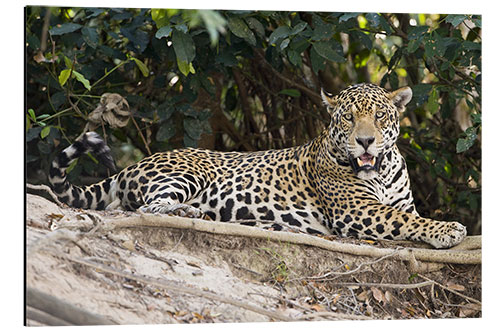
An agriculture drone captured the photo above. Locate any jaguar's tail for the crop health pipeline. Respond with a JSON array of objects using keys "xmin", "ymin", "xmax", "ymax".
[{"xmin": 49, "ymin": 132, "xmax": 117, "ymax": 209}]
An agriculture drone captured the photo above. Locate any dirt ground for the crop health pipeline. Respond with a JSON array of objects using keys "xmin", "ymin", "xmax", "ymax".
[{"xmin": 25, "ymin": 193, "xmax": 481, "ymax": 326}]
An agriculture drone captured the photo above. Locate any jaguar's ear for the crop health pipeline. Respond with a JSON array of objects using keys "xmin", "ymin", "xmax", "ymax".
[
  {"xmin": 321, "ymin": 88, "xmax": 338, "ymax": 116},
  {"xmin": 388, "ymin": 86, "xmax": 412, "ymax": 113}
]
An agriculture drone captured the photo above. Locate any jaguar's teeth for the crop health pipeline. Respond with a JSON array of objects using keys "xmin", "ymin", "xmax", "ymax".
[{"xmin": 356, "ymin": 155, "xmax": 376, "ymax": 167}]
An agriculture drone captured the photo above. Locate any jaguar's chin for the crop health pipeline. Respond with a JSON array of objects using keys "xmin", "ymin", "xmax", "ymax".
[{"xmin": 348, "ymin": 152, "xmax": 383, "ymax": 180}]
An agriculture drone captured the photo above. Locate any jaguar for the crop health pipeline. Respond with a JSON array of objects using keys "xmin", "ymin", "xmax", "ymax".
[{"xmin": 48, "ymin": 83, "xmax": 466, "ymax": 248}]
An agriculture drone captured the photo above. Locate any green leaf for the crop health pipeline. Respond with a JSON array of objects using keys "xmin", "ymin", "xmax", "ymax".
[
  {"xmin": 427, "ymin": 87, "xmax": 440, "ymax": 114},
  {"xmin": 312, "ymin": 41, "xmax": 345, "ymax": 62},
  {"xmin": 64, "ymin": 56, "xmax": 73, "ymax": 69},
  {"xmin": 269, "ymin": 26, "xmax": 291, "ymax": 45},
  {"xmin": 49, "ymin": 23, "xmax": 82, "ymax": 36},
  {"xmin": 339, "ymin": 13, "xmax": 360, "ymax": 22},
  {"xmin": 82, "ymin": 26, "xmax": 99, "ymax": 49},
  {"xmin": 290, "ymin": 21, "xmax": 308, "ymax": 35},
  {"xmin": 350, "ymin": 30, "xmax": 372, "ymax": 50},
  {"xmin": 131, "ymin": 57, "xmax": 150, "ymax": 77},
  {"xmin": 85, "ymin": 8, "xmax": 105, "ymax": 18},
  {"xmin": 445, "ymin": 14, "xmax": 468, "ymax": 27},
  {"xmin": 406, "ymin": 39, "xmax": 420, "ymax": 53},
  {"xmin": 456, "ymin": 127, "xmax": 478, "ymax": 153},
  {"xmin": 26, "ymin": 34, "xmax": 40, "ymax": 50},
  {"xmin": 156, "ymin": 121, "xmax": 177, "ymax": 141},
  {"xmin": 310, "ymin": 46, "xmax": 326, "ymax": 74},
  {"xmin": 227, "ymin": 17, "xmax": 256, "ymax": 46},
  {"xmin": 278, "ymin": 89, "xmax": 301, "ymax": 97},
  {"xmin": 472, "ymin": 17, "xmax": 481, "ymax": 28},
  {"xmin": 174, "ymin": 23, "xmax": 188, "ymax": 33},
  {"xmin": 407, "ymin": 25, "xmax": 428, "ymax": 40},
  {"xmin": 424, "ymin": 33, "xmax": 447, "ymax": 58},
  {"xmin": 365, "ymin": 13, "xmax": 381, "ymax": 27},
  {"xmin": 184, "ymin": 117, "xmax": 204, "ymax": 140},
  {"xmin": 172, "ymin": 29, "xmax": 196, "ymax": 64},
  {"xmin": 28, "ymin": 108, "xmax": 36, "ymax": 121},
  {"xmin": 456, "ymin": 138, "xmax": 474, "ymax": 153},
  {"xmin": 72, "ymin": 71, "xmax": 91, "ymax": 90},
  {"xmin": 311, "ymin": 22, "xmax": 334, "ymax": 41},
  {"xmin": 155, "ymin": 25, "xmax": 173, "ymax": 39},
  {"xmin": 177, "ymin": 59, "xmax": 195, "ymax": 76},
  {"xmin": 40, "ymin": 126, "xmax": 51, "ymax": 139},
  {"xmin": 287, "ymin": 49, "xmax": 302, "ymax": 67},
  {"xmin": 462, "ymin": 41, "xmax": 481, "ymax": 51},
  {"xmin": 388, "ymin": 71, "xmax": 399, "ymax": 90},
  {"xmin": 471, "ymin": 113, "xmax": 481, "ymax": 125},
  {"xmin": 151, "ymin": 8, "xmax": 169, "ymax": 28},
  {"xmin": 197, "ymin": 108, "xmax": 212, "ymax": 121},
  {"xmin": 245, "ymin": 17, "xmax": 265, "ymax": 37},
  {"xmin": 27, "ymin": 127, "xmax": 42, "ymax": 142},
  {"xmin": 120, "ymin": 27, "xmax": 150, "ymax": 53},
  {"xmin": 410, "ymin": 84, "xmax": 433, "ymax": 107},
  {"xmin": 66, "ymin": 159, "xmax": 78, "ymax": 174},
  {"xmin": 58, "ymin": 69, "xmax": 72, "ymax": 87},
  {"xmin": 279, "ymin": 38, "xmax": 290, "ymax": 51}
]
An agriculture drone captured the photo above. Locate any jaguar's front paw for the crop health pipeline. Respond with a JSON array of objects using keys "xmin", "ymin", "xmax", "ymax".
[{"xmin": 427, "ymin": 221, "xmax": 467, "ymax": 249}]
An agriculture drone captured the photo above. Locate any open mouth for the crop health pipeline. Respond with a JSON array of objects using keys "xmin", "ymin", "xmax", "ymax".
[
  {"xmin": 349, "ymin": 152, "xmax": 383, "ymax": 174},
  {"xmin": 356, "ymin": 153, "xmax": 376, "ymax": 168}
]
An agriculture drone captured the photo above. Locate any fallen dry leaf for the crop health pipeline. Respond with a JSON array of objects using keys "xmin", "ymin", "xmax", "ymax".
[
  {"xmin": 384, "ymin": 290, "xmax": 393, "ymax": 304},
  {"xmin": 310, "ymin": 304, "xmax": 327, "ymax": 312},
  {"xmin": 446, "ymin": 283, "xmax": 466, "ymax": 291},
  {"xmin": 186, "ymin": 261, "xmax": 202, "ymax": 269},
  {"xmin": 371, "ymin": 287, "xmax": 386, "ymax": 304},
  {"xmin": 192, "ymin": 312, "xmax": 204, "ymax": 320},
  {"xmin": 356, "ymin": 290, "xmax": 369, "ymax": 302}
]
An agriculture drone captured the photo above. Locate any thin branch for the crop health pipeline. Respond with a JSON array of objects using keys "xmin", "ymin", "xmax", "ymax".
[
  {"xmin": 330, "ymin": 281, "xmax": 434, "ymax": 289},
  {"xmin": 129, "ymin": 114, "xmax": 152, "ymax": 156},
  {"xmin": 418, "ymin": 274, "xmax": 481, "ymax": 305},
  {"xmin": 299, "ymin": 311, "xmax": 371, "ymax": 321}
]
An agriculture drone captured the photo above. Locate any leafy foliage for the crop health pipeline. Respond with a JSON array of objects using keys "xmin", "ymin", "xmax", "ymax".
[{"xmin": 26, "ymin": 8, "xmax": 481, "ymax": 233}]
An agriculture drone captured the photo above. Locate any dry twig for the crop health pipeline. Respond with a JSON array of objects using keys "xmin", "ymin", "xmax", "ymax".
[
  {"xmin": 299, "ymin": 311, "xmax": 370, "ymax": 321},
  {"xmin": 329, "ymin": 281, "xmax": 434, "ymax": 289},
  {"xmin": 418, "ymin": 274, "xmax": 481, "ymax": 305}
]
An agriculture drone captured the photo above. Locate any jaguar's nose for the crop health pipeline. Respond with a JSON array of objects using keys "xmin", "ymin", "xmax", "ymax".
[{"xmin": 356, "ymin": 136, "xmax": 375, "ymax": 150}]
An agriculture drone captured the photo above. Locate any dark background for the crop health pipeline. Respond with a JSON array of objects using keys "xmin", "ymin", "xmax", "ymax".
[{"xmin": 25, "ymin": 7, "xmax": 481, "ymax": 234}]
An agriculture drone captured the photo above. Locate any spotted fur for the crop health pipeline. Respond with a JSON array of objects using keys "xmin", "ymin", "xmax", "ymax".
[{"xmin": 49, "ymin": 83, "xmax": 466, "ymax": 248}]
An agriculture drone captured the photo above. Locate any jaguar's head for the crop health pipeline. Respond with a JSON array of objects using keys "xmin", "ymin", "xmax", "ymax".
[{"xmin": 321, "ymin": 83, "xmax": 412, "ymax": 180}]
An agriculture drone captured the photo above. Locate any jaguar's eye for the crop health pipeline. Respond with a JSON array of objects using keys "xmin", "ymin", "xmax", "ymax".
[
  {"xmin": 343, "ymin": 113, "xmax": 353, "ymax": 121},
  {"xmin": 375, "ymin": 111, "xmax": 385, "ymax": 119}
]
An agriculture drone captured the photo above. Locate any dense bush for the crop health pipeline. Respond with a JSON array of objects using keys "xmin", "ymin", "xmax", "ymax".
[{"xmin": 25, "ymin": 7, "xmax": 481, "ymax": 233}]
